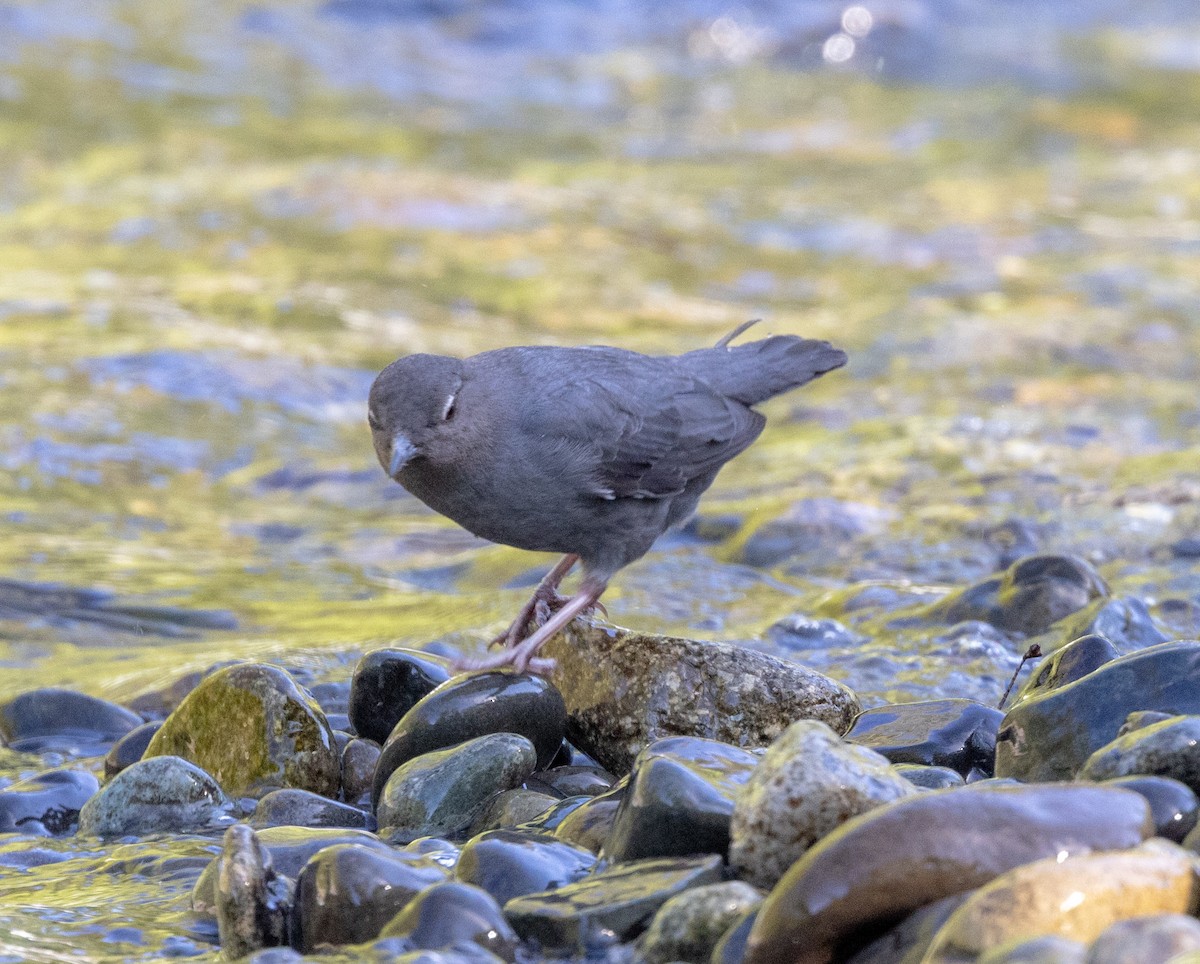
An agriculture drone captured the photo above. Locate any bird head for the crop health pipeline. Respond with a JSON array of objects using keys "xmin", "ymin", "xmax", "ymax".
[{"xmin": 367, "ymin": 354, "xmax": 465, "ymax": 478}]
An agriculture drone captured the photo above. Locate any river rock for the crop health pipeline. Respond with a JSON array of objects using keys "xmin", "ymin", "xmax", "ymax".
[
  {"xmin": 0, "ymin": 768, "xmax": 99, "ymax": 835},
  {"xmin": 1101, "ymin": 776, "xmax": 1199, "ymax": 843},
  {"xmin": 976, "ymin": 935, "xmax": 1087, "ymax": 963},
  {"xmin": 216, "ymin": 825, "xmax": 292, "ymax": 959},
  {"xmin": 845, "ymin": 698, "xmax": 1003, "ymax": 776},
  {"xmin": 1012, "ymin": 634, "xmax": 1119, "ymax": 704},
  {"xmin": 1040, "ymin": 595, "xmax": 1169, "ymax": 654},
  {"xmin": 639, "ymin": 881, "xmax": 762, "ymax": 964},
  {"xmin": 341, "ymin": 738, "xmax": 381, "ymax": 807},
  {"xmin": 605, "ymin": 736, "xmax": 759, "ymax": 863},
  {"xmin": 542, "ymin": 622, "xmax": 860, "ymax": 774},
  {"xmin": 553, "ymin": 781, "xmax": 625, "ymax": 853},
  {"xmin": 1078, "ymin": 714, "xmax": 1200, "ymax": 793},
  {"xmin": 893, "ymin": 764, "xmax": 965, "ymax": 789},
  {"xmin": 517, "ymin": 795, "xmax": 589, "ymax": 833},
  {"xmin": 845, "ymin": 895, "xmax": 968, "ymax": 964},
  {"xmin": 995, "ymin": 640, "xmax": 1200, "ymax": 781},
  {"xmin": 348, "ymin": 648, "xmax": 453, "ymax": 744},
  {"xmin": 0, "ymin": 688, "xmax": 142, "ymax": 754},
  {"xmin": 526, "ymin": 766, "xmax": 614, "ymax": 798},
  {"xmin": 78, "ymin": 756, "xmax": 233, "ymax": 837},
  {"xmin": 372, "ymin": 672, "xmax": 565, "ymax": 808},
  {"xmin": 250, "ymin": 788, "xmax": 372, "ymax": 830},
  {"xmin": 923, "ymin": 840, "xmax": 1200, "ymax": 961},
  {"xmin": 376, "ymin": 732, "xmax": 537, "ymax": 842},
  {"xmin": 767, "ymin": 614, "xmax": 864, "ymax": 651},
  {"xmin": 144, "ymin": 663, "xmax": 339, "ymax": 798},
  {"xmin": 103, "ymin": 720, "xmax": 161, "ymax": 779},
  {"xmin": 467, "ymin": 789, "xmax": 558, "ymax": 835},
  {"xmin": 293, "ymin": 842, "xmax": 448, "ymax": 951},
  {"xmin": 455, "ymin": 829, "xmax": 595, "ymax": 904},
  {"xmin": 741, "ymin": 783, "xmax": 1152, "ymax": 964},
  {"xmin": 1085, "ymin": 913, "xmax": 1200, "ymax": 963},
  {"xmin": 730, "ymin": 720, "xmax": 917, "ymax": 890},
  {"xmin": 504, "ymin": 853, "xmax": 723, "ymax": 950},
  {"xmin": 380, "ymin": 881, "xmax": 518, "ymax": 961}
]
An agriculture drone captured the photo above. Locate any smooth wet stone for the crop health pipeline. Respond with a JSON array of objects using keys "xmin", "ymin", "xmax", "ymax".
[
  {"xmin": 924, "ymin": 554, "xmax": 1108, "ymax": 636},
  {"xmin": 893, "ymin": 764, "xmax": 965, "ymax": 790},
  {"xmin": 0, "ymin": 688, "xmax": 142, "ymax": 754},
  {"xmin": 923, "ymin": 840, "xmax": 1200, "ymax": 962},
  {"xmin": 504, "ymin": 853, "xmax": 723, "ymax": 950},
  {"xmin": 1078, "ymin": 715, "xmax": 1200, "ymax": 794},
  {"xmin": 552, "ymin": 781, "xmax": 625, "ymax": 853},
  {"xmin": 349, "ymin": 648, "xmax": 453, "ymax": 744},
  {"xmin": 995, "ymin": 641, "xmax": 1200, "ymax": 782},
  {"xmin": 1013, "ymin": 634, "xmax": 1119, "ymax": 704},
  {"xmin": 145, "ymin": 663, "xmax": 339, "ymax": 798},
  {"xmin": 845, "ymin": 699, "xmax": 1003, "ymax": 777},
  {"xmin": 1044, "ymin": 596, "xmax": 1170, "ymax": 654},
  {"xmin": 712, "ymin": 908, "xmax": 758, "ymax": 964},
  {"xmin": 380, "ymin": 881, "xmax": 518, "ymax": 961},
  {"xmin": 294, "ymin": 843, "xmax": 449, "ymax": 951},
  {"xmin": 78, "ymin": 756, "xmax": 233, "ymax": 838},
  {"xmin": 525, "ymin": 765, "xmax": 614, "ymax": 798},
  {"xmin": 342, "ymin": 738, "xmax": 381, "ymax": 807},
  {"xmin": 216, "ymin": 825, "xmax": 292, "ymax": 959},
  {"xmin": 467, "ymin": 789, "xmax": 558, "ymax": 835},
  {"xmin": 976, "ymin": 935, "xmax": 1086, "ymax": 963},
  {"xmin": 543, "ymin": 622, "xmax": 860, "ymax": 774},
  {"xmin": 193, "ymin": 827, "xmax": 393, "ymax": 915},
  {"xmin": 103, "ymin": 720, "xmax": 161, "ymax": 779},
  {"xmin": 372, "ymin": 672, "xmax": 565, "ymax": 808},
  {"xmin": 516, "ymin": 795, "xmax": 590, "ymax": 834},
  {"xmin": 1101, "ymin": 776, "xmax": 1199, "ymax": 843},
  {"xmin": 377, "ymin": 733, "xmax": 537, "ymax": 842},
  {"xmin": 639, "ymin": 881, "xmax": 761, "ymax": 964},
  {"xmin": 250, "ymin": 788, "xmax": 372, "ymax": 830},
  {"xmin": 1085, "ymin": 913, "xmax": 1200, "ymax": 963},
  {"xmin": 845, "ymin": 894, "xmax": 968, "ymax": 964},
  {"xmin": 0, "ymin": 768, "xmax": 99, "ymax": 835},
  {"xmin": 455, "ymin": 829, "xmax": 595, "ymax": 904},
  {"xmin": 767, "ymin": 614, "xmax": 864, "ymax": 651},
  {"xmin": 730, "ymin": 720, "xmax": 917, "ymax": 890},
  {"xmin": 605, "ymin": 736, "xmax": 758, "ymax": 863},
  {"xmin": 741, "ymin": 783, "xmax": 1153, "ymax": 964}
]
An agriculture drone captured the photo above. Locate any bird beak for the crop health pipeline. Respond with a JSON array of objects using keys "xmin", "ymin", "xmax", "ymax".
[{"xmin": 389, "ymin": 434, "xmax": 417, "ymax": 476}]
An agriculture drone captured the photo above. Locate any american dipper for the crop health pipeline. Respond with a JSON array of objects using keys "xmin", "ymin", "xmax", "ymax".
[{"xmin": 368, "ymin": 321, "xmax": 846, "ymax": 672}]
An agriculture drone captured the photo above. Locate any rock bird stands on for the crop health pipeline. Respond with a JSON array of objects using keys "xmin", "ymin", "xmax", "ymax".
[{"xmin": 368, "ymin": 321, "xmax": 847, "ymax": 673}]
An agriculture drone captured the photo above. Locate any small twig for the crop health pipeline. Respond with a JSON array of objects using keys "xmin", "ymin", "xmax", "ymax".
[{"xmin": 998, "ymin": 644, "xmax": 1042, "ymax": 710}]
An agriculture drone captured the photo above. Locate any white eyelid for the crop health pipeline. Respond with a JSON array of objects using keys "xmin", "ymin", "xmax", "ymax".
[{"xmin": 441, "ymin": 391, "xmax": 458, "ymax": 421}]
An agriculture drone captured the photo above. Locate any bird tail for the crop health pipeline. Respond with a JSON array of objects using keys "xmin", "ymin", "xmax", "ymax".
[{"xmin": 677, "ymin": 329, "xmax": 847, "ymax": 406}]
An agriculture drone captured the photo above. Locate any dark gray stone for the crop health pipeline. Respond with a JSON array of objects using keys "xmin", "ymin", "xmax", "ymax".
[
  {"xmin": 1078, "ymin": 715, "xmax": 1200, "ymax": 793},
  {"xmin": 0, "ymin": 768, "xmax": 99, "ymax": 835},
  {"xmin": 250, "ymin": 788, "xmax": 372, "ymax": 830},
  {"xmin": 845, "ymin": 698, "xmax": 1003, "ymax": 777},
  {"xmin": 455, "ymin": 829, "xmax": 595, "ymax": 905},
  {"xmin": 0, "ymin": 688, "xmax": 141, "ymax": 754},
  {"xmin": 349, "ymin": 648, "xmax": 452, "ymax": 744},
  {"xmin": 380, "ymin": 881, "xmax": 518, "ymax": 961}
]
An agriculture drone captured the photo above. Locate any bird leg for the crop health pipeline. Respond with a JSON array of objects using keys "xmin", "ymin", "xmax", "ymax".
[
  {"xmin": 458, "ymin": 576, "xmax": 608, "ymax": 675},
  {"xmin": 489, "ymin": 554, "xmax": 578, "ymax": 650}
]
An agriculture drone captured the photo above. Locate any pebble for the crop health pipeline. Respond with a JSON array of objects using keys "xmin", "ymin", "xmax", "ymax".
[
  {"xmin": 976, "ymin": 935, "xmax": 1086, "ymax": 963},
  {"xmin": 103, "ymin": 720, "xmax": 161, "ymax": 778},
  {"xmin": 1100, "ymin": 776, "xmax": 1199, "ymax": 843},
  {"xmin": 1077, "ymin": 714, "xmax": 1200, "ymax": 793},
  {"xmin": 1012, "ymin": 633, "xmax": 1118, "ymax": 703},
  {"xmin": 525, "ymin": 765, "xmax": 614, "ymax": 798},
  {"xmin": 379, "ymin": 881, "xmax": 518, "ymax": 961},
  {"xmin": 216, "ymin": 825, "xmax": 292, "ymax": 960},
  {"xmin": 454, "ymin": 829, "xmax": 596, "ymax": 904},
  {"xmin": 639, "ymin": 880, "xmax": 762, "ymax": 964},
  {"xmin": 341, "ymin": 737, "xmax": 381, "ymax": 806},
  {"xmin": 78, "ymin": 756, "xmax": 233, "ymax": 838},
  {"xmin": 844, "ymin": 698, "xmax": 1003, "ymax": 776},
  {"xmin": 1084, "ymin": 913, "xmax": 1200, "ymax": 963},
  {"xmin": 249, "ymin": 788, "xmax": 373, "ymax": 830},
  {"xmin": 0, "ymin": 687, "xmax": 142, "ymax": 754},
  {"xmin": 1044, "ymin": 596, "xmax": 1169, "ymax": 653},
  {"xmin": 348, "ymin": 648, "xmax": 452, "ymax": 744},
  {"xmin": 892, "ymin": 764, "xmax": 965, "ymax": 789},
  {"xmin": 467, "ymin": 788, "xmax": 558, "ymax": 835},
  {"xmin": 552, "ymin": 781, "xmax": 625, "ymax": 853},
  {"xmin": 0, "ymin": 768, "xmax": 99, "ymax": 835},
  {"xmin": 766, "ymin": 614, "xmax": 864, "ymax": 651}
]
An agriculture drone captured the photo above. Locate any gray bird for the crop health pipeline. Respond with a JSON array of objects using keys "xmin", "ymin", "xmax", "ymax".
[{"xmin": 367, "ymin": 321, "xmax": 847, "ymax": 672}]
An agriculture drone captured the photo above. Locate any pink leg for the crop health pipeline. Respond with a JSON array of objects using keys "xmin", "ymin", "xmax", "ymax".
[
  {"xmin": 490, "ymin": 554, "xmax": 578, "ymax": 650},
  {"xmin": 457, "ymin": 578, "xmax": 607, "ymax": 675}
]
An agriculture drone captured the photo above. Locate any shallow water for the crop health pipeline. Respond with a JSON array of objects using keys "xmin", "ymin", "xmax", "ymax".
[{"xmin": 1, "ymin": 0, "xmax": 1200, "ymax": 957}]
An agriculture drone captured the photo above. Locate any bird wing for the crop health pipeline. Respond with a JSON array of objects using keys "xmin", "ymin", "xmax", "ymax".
[{"xmin": 526, "ymin": 348, "xmax": 765, "ymax": 500}]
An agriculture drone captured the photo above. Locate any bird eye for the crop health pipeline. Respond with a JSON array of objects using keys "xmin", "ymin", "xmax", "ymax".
[{"xmin": 367, "ymin": 408, "xmax": 381, "ymax": 431}]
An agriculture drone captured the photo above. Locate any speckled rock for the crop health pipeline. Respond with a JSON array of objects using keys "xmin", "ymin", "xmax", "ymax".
[
  {"xmin": 1084, "ymin": 913, "xmax": 1200, "ymax": 963},
  {"xmin": 78, "ymin": 756, "xmax": 233, "ymax": 838},
  {"xmin": 923, "ymin": 840, "xmax": 1200, "ymax": 962},
  {"xmin": 976, "ymin": 935, "xmax": 1087, "ymax": 963},
  {"xmin": 455, "ymin": 829, "xmax": 595, "ymax": 904},
  {"xmin": 0, "ymin": 768, "xmax": 99, "ymax": 835},
  {"xmin": 249, "ymin": 788, "xmax": 372, "ymax": 830},
  {"xmin": 376, "ymin": 732, "xmax": 537, "ymax": 842},
  {"xmin": 0, "ymin": 687, "xmax": 142, "ymax": 754},
  {"xmin": 995, "ymin": 640, "xmax": 1200, "ymax": 782},
  {"xmin": 845, "ymin": 698, "xmax": 1003, "ymax": 777},
  {"xmin": 216, "ymin": 825, "xmax": 292, "ymax": 960},
  {"xmin": 741, "ymin": 783, "xmax": 1153, "ymax": 964},
  {"xmin": 349, "ymin": 648, "xmax": 453, "ymax": 744},
  {"xmin": 293, "ymin": 843, "xmax": 448, "ymax": 951},
  {"xmin": 543, "ymin": 621, "xmax": 860, "ymax": 774},
  {"xmin": 145, "ymin": 663, "xmax": 339, "ymax": 798},
  {"xmin": 103, "ymin": 720, "xmax": 161, "ymax": 779},
  {"xmin": 372, "ymin": 672, "xmax": 565, "ymax": 808},
  {"xmin": 1101, "ymin": 776, "xmax": 1199, "ymax": 843},
  {"xmin": 605, "ymin": 736, "xmax": 759, "ymax": 863},
  {"xmin": 1012, "ymin": 634, "xmax": 1119, "ymax": 703},
  {"xmin": 380, "ymin": 881, "xmax": 518, "ymax": 961},
  {"xmin": 504, "ymin": 854, "xmax": 723, "ymax": 951},
  {"xmin": 1078, "ymin": 715, "xmax": 1200, "ymax": 793},
  {"xmin": 730, "ymin": 720, "xmax": 917, "ymax": 890},
  {"xmin": 639, "ymin": 881, "xmax": 762, "ymax": 964}
]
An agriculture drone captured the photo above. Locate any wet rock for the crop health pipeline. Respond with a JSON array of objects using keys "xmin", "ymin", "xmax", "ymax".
[
  {"xmin": 1101, "ymin": 776, "xmax": 1198, "ymax": 843},
  {"xmin": 104, "ymin": 720, "xmax": 161, "ymax": 779},
  {"xmin": 995, "ymin": 640, "xmax": 1200, "ymax": 782},
  {"xmin": 455, "ymin": 829, "xmax": 595, "ymax": 904},
  {"xmin": 925, "ymin": 554, "xmax": 1108, "ymax": 636},
  {"xmin": 349, "ymin": 648, "xmax": 452, "ymax": 744},
  {"xmin": 372, "ymin": 672, "xmax": 565, "ymax": 808},
  {"xmin": 0, "ymin": 768, "xmax": 100, "ymax": 835},
  {"xmin": 216, "ymin": 825, "xmax": 292, "ymax": 960},
  {"xmin": 976, "ymin": 935, "xmax": 1086, "ymax": 963},
  {"xmin": 249, "ymin": 789, "xmax": 372, "ymax": 830},
  {"xmin": 639, "ymin": 881, "xmax": 762, "ymax": 964},
  {"xmin": 341, "ymin": 738, "xmax": 381, "ymax": 807},
  {"xmin": 923, "ymin": 840, "xmax": 1200, "ymax": 962},
  {"xmin": 376, "ymin": 733, "xmax": 537, "ymax": 842},
  {"xmin": 78, "ymin": 756, "xmax": 233, "ymax": 838},
  {"xmin": 0, "ymin": 688, "xmax": 141, "ymax": 754},
  {"xmin": 543, "ymin": 622, "xmax": 860, "ymax": 774},
  {"xmin": 516, "ymin": 795, "xmax": 590, "ymax": 833},
  {"xmin": 712, "ymin": 908, "xmax": 758, "ymax": 964},
  {"xmin": 845, "ymin": 698, "xmax": 1003, "ymax": 777},
  {"xmin": 1119, "ymin": 711, "xmax": 1174, "ymax": 735},
  {"xmin": 893, "ymin": 764, "xmax": 965, "ymax": 789},
  {"xmin": 193, "ymin": 827, "xmax": 393, "ymax": 915},
  {"xmin": 1013, "ymin": 634, "xmax": 1119, "ymax": 703},
  {"xmin": 379, "ymin": 881, "xmax": 518, "ymax": 961},
  {"xmin": 741, "ymin": 783, "xmax": 1153, "ymax": 964},
  {"xmin": 739, "ymin": 500, "xmax": 885, "ymax": 568},
  {"xmin": 467, "ymin": 789, "xmax": 558, "ymax": 835},
  {"xmin": 767, "ymin": 614, "xmax": 864, "ymax": 651},
  {"xmin": 293, "ymin": 843, "xmax": 448, "ymax": 951},
  {"xmin": 145, "ymin": 663, "xmax": 339, "ymax": 798},
  {"xmin": 553, "ymin": 782, "xmax": 624, "ymax": 853},
  {"xmin": 504, "ymin": 853, "xmax": 723, "ymax": 950},
  {"xmin": 525, "ymin": 765, "xmax": 613, "ymax": 798},
  {"xmin": 605, "ymin": 736, "xmax": 758, "ymax": 863},
  {"xmin": 1078, "ymin": 715, "xmax": 1200, "ymax": 793},
  {"xmin": 730, "ymin": 720, "xmax": 917, "ymax": 890},
  {"xmin": 1044, "ymin": 596, "xmax": 1169, "ymax": 654},
  {"xmin": 845, "ymin": 895, "xmax": 967, "ymax": 964},
  {"xmin": 1085, "ymin": 913, "xmax": 1200, "ymax": 963}
]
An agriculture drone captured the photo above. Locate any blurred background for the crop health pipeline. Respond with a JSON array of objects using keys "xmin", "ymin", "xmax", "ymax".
[{"xmin": 1, "ymin": 0, "xmax": 1199, "ymax": 708}]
